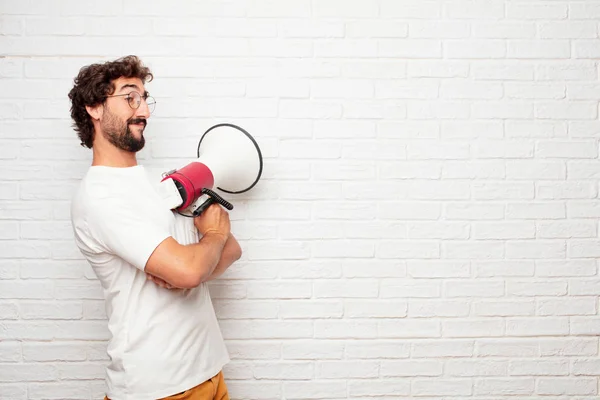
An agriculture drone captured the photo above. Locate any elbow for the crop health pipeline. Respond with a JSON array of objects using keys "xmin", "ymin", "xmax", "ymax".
[
  {"xmin": 232, "ymin": 241, "xmax": 243, "ymax": 262},
  {"xmin": 178, "ymin": 270, "xmax": 204, "ymax": 289},
  {"xmin": 176, "ymin": 264, "xmax": 206, "ymax": 289}
]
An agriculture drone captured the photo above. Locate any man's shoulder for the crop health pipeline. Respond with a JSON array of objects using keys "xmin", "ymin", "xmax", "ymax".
[{"xmin": 71, "ymin": 173, "xmax": 137, "ymax": 220}]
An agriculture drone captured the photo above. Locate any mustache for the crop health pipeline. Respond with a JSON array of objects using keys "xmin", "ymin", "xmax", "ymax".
[{"xmin": 128, "ymin": 118, "xmax": 147, "ymax": 127}]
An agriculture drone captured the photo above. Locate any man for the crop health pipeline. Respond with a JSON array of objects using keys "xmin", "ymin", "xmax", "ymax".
[{"xmin": 68, "ymin": 55, "xmax": 241, "ymax": 400}]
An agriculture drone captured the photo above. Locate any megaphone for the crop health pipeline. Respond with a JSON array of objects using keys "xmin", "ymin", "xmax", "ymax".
[{"xmin": 158, "ymin": 123, "xmax": 263, "ymax": 217}]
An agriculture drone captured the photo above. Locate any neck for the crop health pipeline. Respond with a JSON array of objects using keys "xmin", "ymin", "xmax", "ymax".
[{"xmin": 91, "ymin": 139, "xmax": 138, "ymax": 168}]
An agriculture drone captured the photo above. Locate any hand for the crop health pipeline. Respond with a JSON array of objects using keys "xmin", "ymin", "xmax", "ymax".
[
  {"xmin": 147, "ymin": 273, "xmax": 174, "ymax": 289},
  {"xmin": 193, "ymin": 203, "xmax": 230, "ymax": 240}
]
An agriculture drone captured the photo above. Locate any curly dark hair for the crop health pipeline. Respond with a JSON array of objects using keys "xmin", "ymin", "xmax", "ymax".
[{"xmin": 67, "ymin": 55, "xmax": 153, "ymax": 148}]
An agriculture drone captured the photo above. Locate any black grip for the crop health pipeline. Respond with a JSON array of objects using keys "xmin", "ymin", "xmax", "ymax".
[
  {"xmin": 191, "ymin": 189, "xmax": 234, "ymax": 217},
  {"xmin": 202, "ymin": 188, "xmax": 233, "ymax": 210}
]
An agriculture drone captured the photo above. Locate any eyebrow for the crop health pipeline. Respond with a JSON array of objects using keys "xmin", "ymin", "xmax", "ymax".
[{"xmin": 118, "ymin": 83, "xmax": 148, "ymax": 96}]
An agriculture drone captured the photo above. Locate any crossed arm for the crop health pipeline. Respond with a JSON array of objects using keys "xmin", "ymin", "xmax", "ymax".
[
  {"xmin": 144, "ymin": 204, "xmax": 242, "ymax": 289},
  {"xmin": 146, "ymin": 233, "xmax": 241, "ymax": 289}
]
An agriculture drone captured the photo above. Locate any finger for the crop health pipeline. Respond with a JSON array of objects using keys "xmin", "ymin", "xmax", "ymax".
[
  {"xmin": 156, "ymin": 278, "xmax": 172, "ymax": 289},
  {"xmin": 148, "ymin": 275, "xmax": 165, "ymax": 287}
]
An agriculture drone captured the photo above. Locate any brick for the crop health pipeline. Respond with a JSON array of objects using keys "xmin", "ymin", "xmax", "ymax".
[
  {"xmin": 408, "ymin": 60, "xmax": 468, "ymax": 78},
  {"xmin": 412, "ymin": 379, "xmax": 472, "ymax": 396},
  {"xmin": 0, "ymin": 302, "xmax": 18, "ymax": 319},
  {"xmin": 0, "ymin": 384, "xmax": 26, "ymax": 400},
  {"xmin": 0, "ymin": 363, "xmax": 57, "ymax": 382},
  {"xmin": 574, "ymin": 40, "xmax": 600, "ymax": 59},
  {"xmin": 475, "ymin": 378, "xmax": 535, "ymax": 395},
  {"xmin": 509, "ymin": 360, "xmax": 569, "ymax": 376},
  {"xmin": 0, "ymin": 281, "xmax": 53, "ymax": 299},
  {"xmin": 445, "ymin": 281, "xmax": 505, "ymax": 298},
  {"xmin": 0, "ymin": 341, "xmax": 21, "ymax": 362},
  {"xmin": 446, "ymin": 360, "xmax": 507, "ymax": 377},
  {"xmin": 381, "ymin": 280, "xmax": 441, "ymax": 299},
  {"xmin": 473, "ymin": 222, "xmax": 535, "ymax": 239},
  {"xmin": 246, "ymin": 282, "xmax": 311, "ymax": 299},
  {"xmin": 316, "ymin": 361, "xmax": 378, "ymax": 379},
  {"xmin": 476, "ymin": 339, "xmax": 539, "ymax": 358},
  {"xmin": 348, "ymin": 380, "xmax": 410, "ymax": 397},
  {"xmin": 213, "ymin": 300, "xmax": 278, "ymax": 320},
  {"xmin": 443, "ymin": 242, "xmax": 504, "ymax": 259},
  {"xmin": 572, "ymin": 359, "xmax": 600, "ymax": 376},
  {"xmin": 19, "ymin": 301, "xmax": 82, "ymax": 320},
  {"xmin": 446, "ymin": 40, "xmax": 506, "ymax": 59},
  {"xmin": 536, "ymin": 101, "xmax": 598, "ymax": 120},
  {"xmin": 506, "ymin": 241, "xmax": 566, "ymax": 259},
  {"xmin": 443, "ymin": 319, "xmax": 505, "ymax": 338},
  {"xmin": 408, "ymin": 261, "xmax": 470, "ymax": 278},
  {"xmin": 474, "ymin": 261, "xmax": 534, "ymax": 278},
  {"xmin": 505, "ymin": 82, "xmax": 565, "ymax": 99},
  {"xmin": 346, "ymin": 341, "xmax": 409, "ymax": 359},
  {"xmin": 279, "ymin": 300, "xmax": 343, "ymax": 319},
  {"xmin": 253, "ymin": 362, "xmax": 313, "ymax": 380},
  {"xmin": 506, "ymin": 318, "xmax": 569, "ymax": 337},
  {"xmin": 380, "ymin": 1, "xmax": 441, "ymax": 18},
  {"xmin": 537, "ymin": 378, "xmax": 597, "ymax": 396},
  {"xmin": 379, "ymin": 319, "xmax": 440, "ymax": 338},
  {"xmin": 539, "ymin": 338, "xmax": 598, "ymax": 357},
  {"xmin": 409, "ymin": 300, "xmax": 470, "ymax": 318},
  {"xmin": 228, "ymin": 341, "xmax": 281, "ymax": 360},
  {"xmin": 536, "ymin": 61, "xmax": 597, "ymax": 81},
  {"xmin": 346, "ymin": 300, "xmax": 407, "ymax": 318},
  {"xmin": 443, "ymin": 161, "xmax": 505, "ymax": 179},
  {"xmin": 282, "ymin": 340, "xmax": 342, "ymax": 360},
  {"xmin": 412, "ymin": 340, "xmax": 474, "ymax": 358},
  {"xmin": 506, "ymin": 121, "xmax": 567, "ymax": 138},
  {"xmin": 27, "ymin": 382, "xmax": 94, "ymax": 400},
  {"xmin": 445, "ymin": 203, "xmax": 504, "ymax": 220},
  {"xmin": 537, "ymin": 260, "xmax": 597, "ymax": 277},
  {"xmin": 508, "ymin": 281, "xmax": 567, "ymax": 297},
  {"xmin": 472, "ymin": 22, "xmax": 535, "ymax": 39},
  {"xmin": 473, "ymin": 301, "xmax": 535, "ymax": 317},
  {"xmin": 22, "ymin": 342, "xmax": 87, "ymax": 362},
  {"xmin": 383, "ymin": 360, "xmax": 441, "ymax": 377},
  {"xmin": 379, "ymin": 39, "xmax": 442, "ymax": 58},
  {"xmin": 507, "ymin": 3, "xmax": 567, "ymax": 19},
  {"xmin": 537, "ymin": 222, "xmax": 597, "ymax": 239},
  {"xmin": 315, "ymin": 320, "xmax": 377, "ymax": 339},
  {"xmin": 571, "ymin": 317, "xmax": 600, "ymax": 336}
]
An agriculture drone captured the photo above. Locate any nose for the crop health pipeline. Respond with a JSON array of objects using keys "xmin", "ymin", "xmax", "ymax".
[{"xmin": 136, "ymin": 98, "xmax": 151, "ymax": 119}]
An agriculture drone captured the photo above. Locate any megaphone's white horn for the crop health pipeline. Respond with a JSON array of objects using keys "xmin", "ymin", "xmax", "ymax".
[{"xmin": 196, "ymin": 124, "xmax": 263, "ymax": 194}]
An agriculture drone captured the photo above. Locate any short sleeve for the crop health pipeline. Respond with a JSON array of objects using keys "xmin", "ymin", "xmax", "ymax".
[{"xmin": 85, "ymin": 197, "xmax": 172, "ymax": 271}]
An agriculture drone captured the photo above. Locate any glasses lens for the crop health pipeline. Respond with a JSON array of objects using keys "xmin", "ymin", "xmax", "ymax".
[
  {"xmin": 146, "ymin": 96, "xmax": 156, "ymax": 114},
  {"xmin": 128, "ymin": 92, "xmax": 141, "ymax": 109}
]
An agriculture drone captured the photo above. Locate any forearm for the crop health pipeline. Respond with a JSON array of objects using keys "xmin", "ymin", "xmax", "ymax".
[
  {"xmin": 187, "ymin": 232, "xmax": 228, "ymax": 283},
  {"xmin": 205, "ymin": 234, "xmax": 242, "ymax": 281}
]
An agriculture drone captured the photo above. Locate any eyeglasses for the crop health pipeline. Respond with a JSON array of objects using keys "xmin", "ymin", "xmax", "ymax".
[{"xmin": 105, "ymin": 91, "xmax": 156, "ymax": 114}]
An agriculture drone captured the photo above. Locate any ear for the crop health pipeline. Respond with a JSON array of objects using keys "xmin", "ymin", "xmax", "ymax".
[{"xmin": 86, "ymin": 103, "xmax": 103, "ymax": 121}]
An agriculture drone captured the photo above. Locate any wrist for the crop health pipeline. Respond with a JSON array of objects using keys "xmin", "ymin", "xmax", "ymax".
[{"xmin": 202, "ymin": 229, "xmax": 228, "ymax": 244}]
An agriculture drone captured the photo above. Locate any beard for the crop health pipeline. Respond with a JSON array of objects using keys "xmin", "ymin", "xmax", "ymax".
[{"xmin": 101, "ymin": 108, "xmax": 146, "ymax": 153}]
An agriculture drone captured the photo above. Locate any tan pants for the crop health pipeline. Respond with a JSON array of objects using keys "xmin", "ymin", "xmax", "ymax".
[{"xmin": 105, "ymin": 371, "xmax": 229, "ymax": 400}]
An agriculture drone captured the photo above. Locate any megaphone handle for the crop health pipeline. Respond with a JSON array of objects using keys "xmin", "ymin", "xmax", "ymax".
[
  {"xmin": 192, "ymin": 197, "xmax": 215, "ymax": 217},
  {"xmin": 202, "ymin": 188, "xmax": 234, "ymax": 210},
  {"xmin": 192, "ymin": 189, "xmax": 234, "ymax": 217}
]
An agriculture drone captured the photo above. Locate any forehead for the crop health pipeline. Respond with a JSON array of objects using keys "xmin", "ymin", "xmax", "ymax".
[{"xmin": 112, "ymin": 77, "xmax": 145, "ymax": 93}]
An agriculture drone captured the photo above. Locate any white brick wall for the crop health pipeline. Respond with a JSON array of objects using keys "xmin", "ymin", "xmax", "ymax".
[{"xmin": 1, "ymin": 0, "xmax": 599, "ymax": 399}]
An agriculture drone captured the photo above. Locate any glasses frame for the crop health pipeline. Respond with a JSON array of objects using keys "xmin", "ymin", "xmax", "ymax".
[{"xmin": 105, "ymin": 91, "xmax": 156, "ymax": 113}]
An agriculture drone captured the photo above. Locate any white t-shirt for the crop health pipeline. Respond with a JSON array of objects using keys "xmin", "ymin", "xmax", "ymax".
[{"xmin": 70, "ymin": 165, "xmax": 229, "ymax": 400}]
